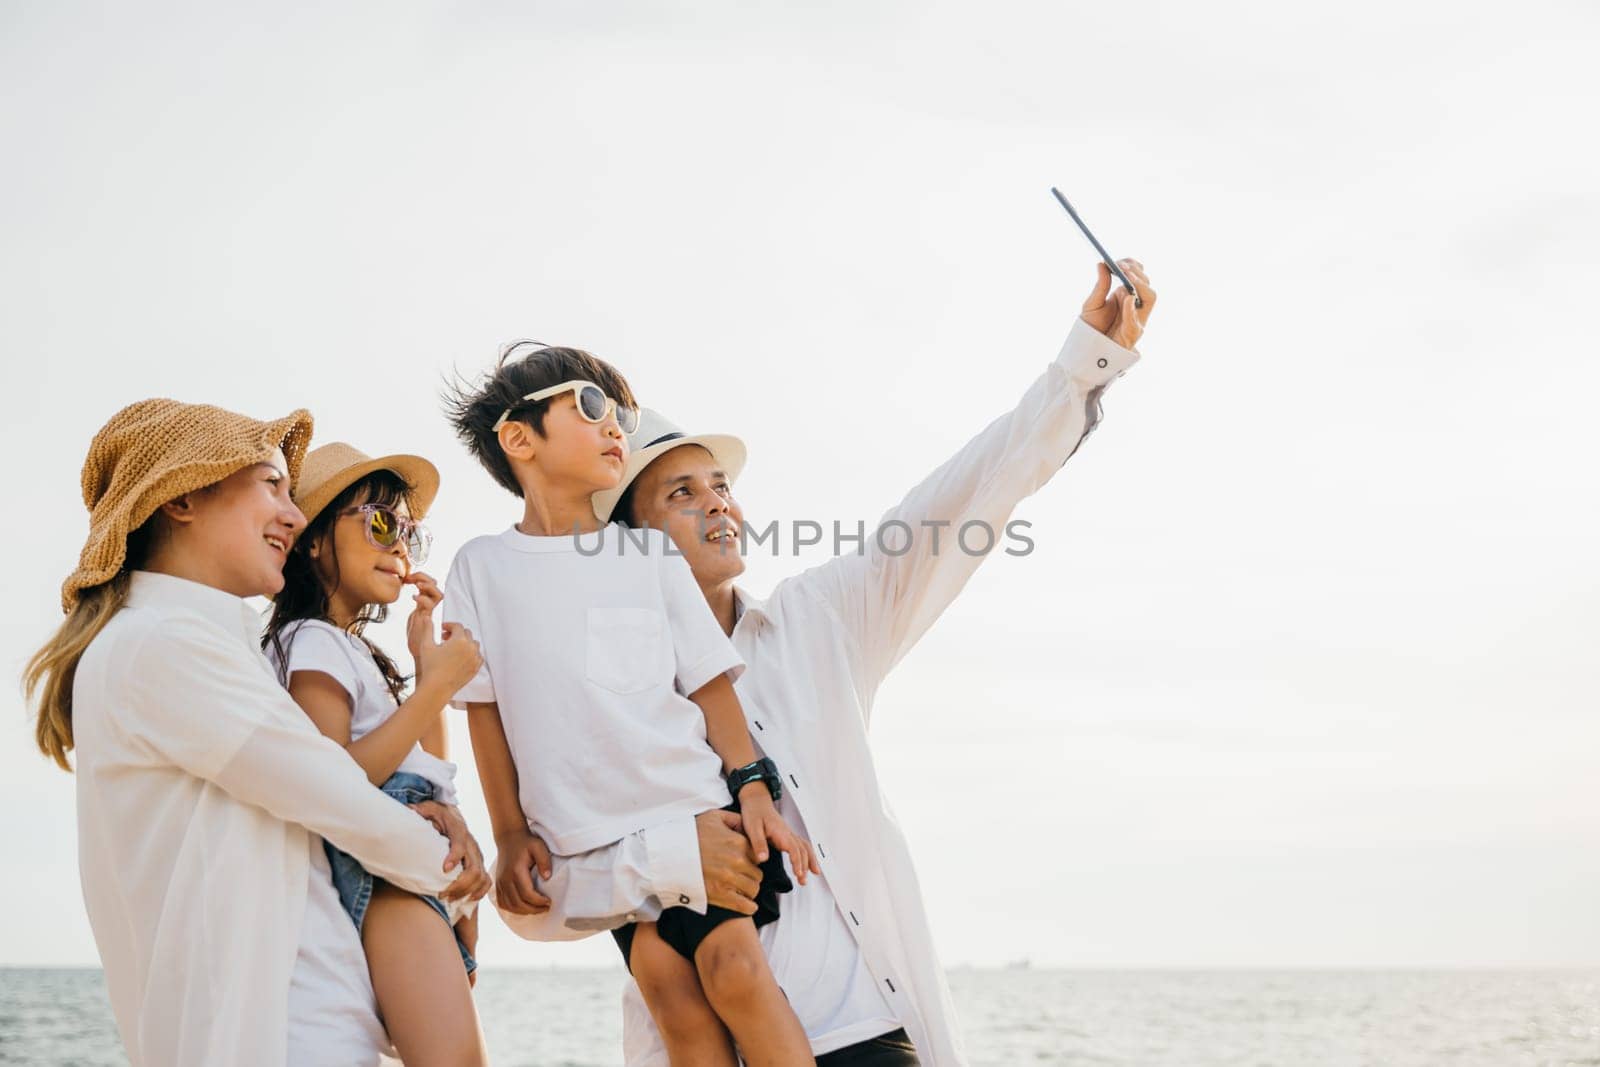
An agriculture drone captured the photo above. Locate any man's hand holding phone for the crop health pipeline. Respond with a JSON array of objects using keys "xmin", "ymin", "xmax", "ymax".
[{"xmin": 1081, "ymin": 258, "xmax": 1155, "ymax": 350}]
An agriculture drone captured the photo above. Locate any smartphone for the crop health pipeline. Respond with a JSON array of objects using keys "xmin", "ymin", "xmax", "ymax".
[{"xmin": 1050, "ymin": 187, "xmax": 1141, "ymax": 308}]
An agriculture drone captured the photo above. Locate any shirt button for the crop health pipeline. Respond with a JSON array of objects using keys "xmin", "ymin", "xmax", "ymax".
[
  {"xmin": 626, "ymin": 912, "xmax": 637, "ymax": 922},
  {"xmin": 1097, "ymin": 357, "xmax": 1108, "ymax": 368},
  {"xmin": 679, "ymin": 895, "xmax": 690, "ymax": 904}
]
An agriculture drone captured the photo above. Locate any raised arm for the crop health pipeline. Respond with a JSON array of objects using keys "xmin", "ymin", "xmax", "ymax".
[
  {"xmin": 806, "ymin": 262, "xmax": 1155, "ymax": 713},
  {"xmin": 129, "ymin": 619, "xmax": 455, "ymax": 898}
]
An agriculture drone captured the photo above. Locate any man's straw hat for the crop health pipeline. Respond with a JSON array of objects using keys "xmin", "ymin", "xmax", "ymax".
[
  {"xmin": 62, "ymin": 399, "xmax": 314, "ymax": 611},
  {"xmin": 592, "ymin": 408, "xmax": 747, "ymax": 522},
  {"xmin": 292, "ymin": 442, "xmax": 440, "ymax": 525}
]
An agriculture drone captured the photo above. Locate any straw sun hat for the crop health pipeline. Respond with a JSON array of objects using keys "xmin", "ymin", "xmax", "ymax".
[
  {"xmin": 62, "ymin": 399, "xmax": 314, "ymax": 611},
  {"xmin": 291, "ymin": 442, "xmax": 440, "ymax": 526},
  {"xmin": 592, "ymin": 408, "xmax": 747, "ymax": 523}
]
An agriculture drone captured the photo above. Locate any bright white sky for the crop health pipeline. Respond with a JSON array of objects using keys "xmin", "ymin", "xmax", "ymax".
[{"xmin": 2, "ymin": 1, "xmax": 1596, "ymax": 970}]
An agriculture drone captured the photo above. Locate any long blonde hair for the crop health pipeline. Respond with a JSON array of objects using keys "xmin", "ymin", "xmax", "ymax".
[
  {"xmin": 24, "ymin": 576, "xmax": 133, "ymax": 770},
  {"xmin": 26, "ymin": 520, "xmax": 156, "ymax": 771}
]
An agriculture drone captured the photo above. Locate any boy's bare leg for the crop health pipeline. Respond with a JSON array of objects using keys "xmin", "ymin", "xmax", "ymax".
[
  {"xmin": 629, "ymin": 921, "xmax": 739, "ymax": 1067},
  {"xmin": 695, "ymin": 918, "xmax": 815, "ymax": 1067},
  {"xmin": 364, "ymin": 883, "xmax": 488, "ymax": 1067}
]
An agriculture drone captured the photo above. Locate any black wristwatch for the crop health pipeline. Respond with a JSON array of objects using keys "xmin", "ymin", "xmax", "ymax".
[{"xmin": 726, "ymin": 757, "xmax": 782, "ymax": 803}]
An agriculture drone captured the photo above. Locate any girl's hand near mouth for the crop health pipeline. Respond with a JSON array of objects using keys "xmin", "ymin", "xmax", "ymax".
[
  {"xmin": 409, "ymin": 572, "xmax": 482, "ymax": 696},
  {"xmin": 405, "ymin": 571, "xmax": 445, "ymax": 667},
  {"xmin": 416, "ymin": 623, "xmax": 483, "ymax": 697}
]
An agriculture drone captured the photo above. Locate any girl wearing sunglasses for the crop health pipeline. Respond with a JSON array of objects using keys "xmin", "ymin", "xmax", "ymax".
[{"xmin": 263, "ymin": 442, "xmax": 492, "ymax": 1067}]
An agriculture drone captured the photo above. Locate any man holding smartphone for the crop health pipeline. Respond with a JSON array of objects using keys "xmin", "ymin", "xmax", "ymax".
[{"xmin": 481, "ymin": 258, "xmax": 1156, "ymax": 1066}]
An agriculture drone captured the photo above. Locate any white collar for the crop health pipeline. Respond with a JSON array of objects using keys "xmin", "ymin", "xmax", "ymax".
[
  {"xmin": 497, "ymin": 521, "xmax": 615, "ymax": 554},
  {"xmin": 126, "ymin": 570, "xmax": 262, "ymax": 645},
  {"xmin": 732, "ymin": 585, "xmax": 771, "ymax": 627}
]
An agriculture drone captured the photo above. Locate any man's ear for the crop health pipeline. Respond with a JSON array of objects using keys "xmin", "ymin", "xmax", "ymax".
[{"xmin": 497, "ymin": 420, "xmax": 538, "ymax": 462}]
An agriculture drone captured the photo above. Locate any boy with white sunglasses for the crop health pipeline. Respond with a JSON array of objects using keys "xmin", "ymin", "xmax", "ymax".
[{"xmin": 442, "ymin": 342, "xmax": 822, "ymax": 1066}]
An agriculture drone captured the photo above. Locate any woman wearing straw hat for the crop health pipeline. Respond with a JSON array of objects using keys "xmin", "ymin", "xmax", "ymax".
[
  {"xmin": 264, "ymin": 442, "xmax": 490, "ymax": 1067},
  {"xmin": 480, "ymin": 260, "xmax": 1156, "ymax": 1066},
  {"xmin": 24, "ymin": 401, "xmax": 485, "ymax": 1067}
]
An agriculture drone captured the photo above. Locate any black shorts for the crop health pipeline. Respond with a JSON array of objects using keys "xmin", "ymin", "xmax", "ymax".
[
  {"xmin": 816, "ymin": 1028, "xmax": 920, "ymax": 1066},
  {"xmin": 611, "ymin": 802, "xmax": 793, "ymax": 969}
]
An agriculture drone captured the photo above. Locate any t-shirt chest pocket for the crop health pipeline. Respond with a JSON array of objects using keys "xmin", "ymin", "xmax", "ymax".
[{"xmin": 585, "ymin": 607, "xmax": 670, "ymax": 696}]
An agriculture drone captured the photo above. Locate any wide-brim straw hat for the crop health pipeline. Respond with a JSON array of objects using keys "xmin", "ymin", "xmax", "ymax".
[
  {"xmin": 63, "ymin": 399, "xmax": 314, "ymax": 611},
  {"xmin": 293, "ymin": 442, "xmax": 440, "ymax": 525},
  {"xmin": 592, "ymin": 408, "xmax": 747, "ymax": 522}
]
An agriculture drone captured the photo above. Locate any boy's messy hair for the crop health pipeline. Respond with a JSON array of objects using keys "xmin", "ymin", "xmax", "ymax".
[{"xmin": 443, "ymin": 341, "xmax": 638, "ymax": 498}]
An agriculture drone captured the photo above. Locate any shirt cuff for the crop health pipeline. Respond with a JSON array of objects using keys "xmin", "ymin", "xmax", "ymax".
[
  {"xmin": 1056, "ymin": 316, "xmax": 1140, "ymax": 385},
  {"xmin": 448, "ymin": 674, "xmax": 496, "ymax": 711},
  {"xmin": 644, "ymin": 815, "xmax": 706, "ymax": 915},
  {"xmin": 678, "ymin": 646, "xmax": 745, "ymax": 697},
  {"xmin": 430, "ymin": 777, "xmax": 460, "ymax": 807}
]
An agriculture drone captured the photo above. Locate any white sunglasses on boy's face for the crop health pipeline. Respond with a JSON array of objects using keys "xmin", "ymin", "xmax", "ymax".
[{"xmin": 491, "ymin": 379, "xmax": 641, "ymax": 435}]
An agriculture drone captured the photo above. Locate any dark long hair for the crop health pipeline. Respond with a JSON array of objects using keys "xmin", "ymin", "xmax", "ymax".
[
  {"xmin": 442, "ymin": 342, "xmax": 637, "ymax": 499},
  {"xmin": 263, "ymin": 471, "xmax": 412, "ymax": 703}
]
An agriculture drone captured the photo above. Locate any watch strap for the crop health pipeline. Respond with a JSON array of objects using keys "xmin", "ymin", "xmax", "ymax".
[{"xmin": 726, "ymin": 757, "xmax": 782, "ymax": 803}]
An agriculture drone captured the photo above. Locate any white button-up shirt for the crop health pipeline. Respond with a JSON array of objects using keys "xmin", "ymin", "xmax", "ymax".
[
  {"xmin": 71, "ymin": 571, "xmax": 457, "ymax": 1066},
  {"xmin": 495, "ymin": 318, "xmax": 1140, "ymax": 1065}
]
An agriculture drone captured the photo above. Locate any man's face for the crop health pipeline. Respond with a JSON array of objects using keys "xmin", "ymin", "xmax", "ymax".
[{"xmin": 628, "ymin": 445, "xmax": 746, "ymax": 586}]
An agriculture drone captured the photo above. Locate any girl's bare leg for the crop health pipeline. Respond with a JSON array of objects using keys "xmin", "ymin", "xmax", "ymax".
[
  {"xmin": 629, "ymin": 921, "xmax": 739, "ymax": 1067},
  {"xmin": 363, "ymin": 883, "xmax": 488, "ymax": 1067},
  {"xmin": 695, "ymin": 918, "xmax": 814, "ymax": 1067}
]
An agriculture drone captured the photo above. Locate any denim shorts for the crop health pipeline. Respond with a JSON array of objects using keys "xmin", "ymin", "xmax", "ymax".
[{"xmin": 324, "ymin": 771, "xmax": 476, "ymax": 975}]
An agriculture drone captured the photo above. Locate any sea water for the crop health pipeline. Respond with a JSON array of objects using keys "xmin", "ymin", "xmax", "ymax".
[{"xmin": 2, "ymin": 967, "xmax": 1596, "ymax": 1065}]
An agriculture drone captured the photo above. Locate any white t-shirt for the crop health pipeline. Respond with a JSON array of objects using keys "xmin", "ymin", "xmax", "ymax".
[
  {"xmin": 267, "ymin": 619, "xmax": 459, "ymax": 806},
  {"xmin": 759, "ymin": 788, "xmax": 901, "ymax": 1054},
  {"xmin": 443, "ymin": 523, "xmax": 744, "ymax": 855}
]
